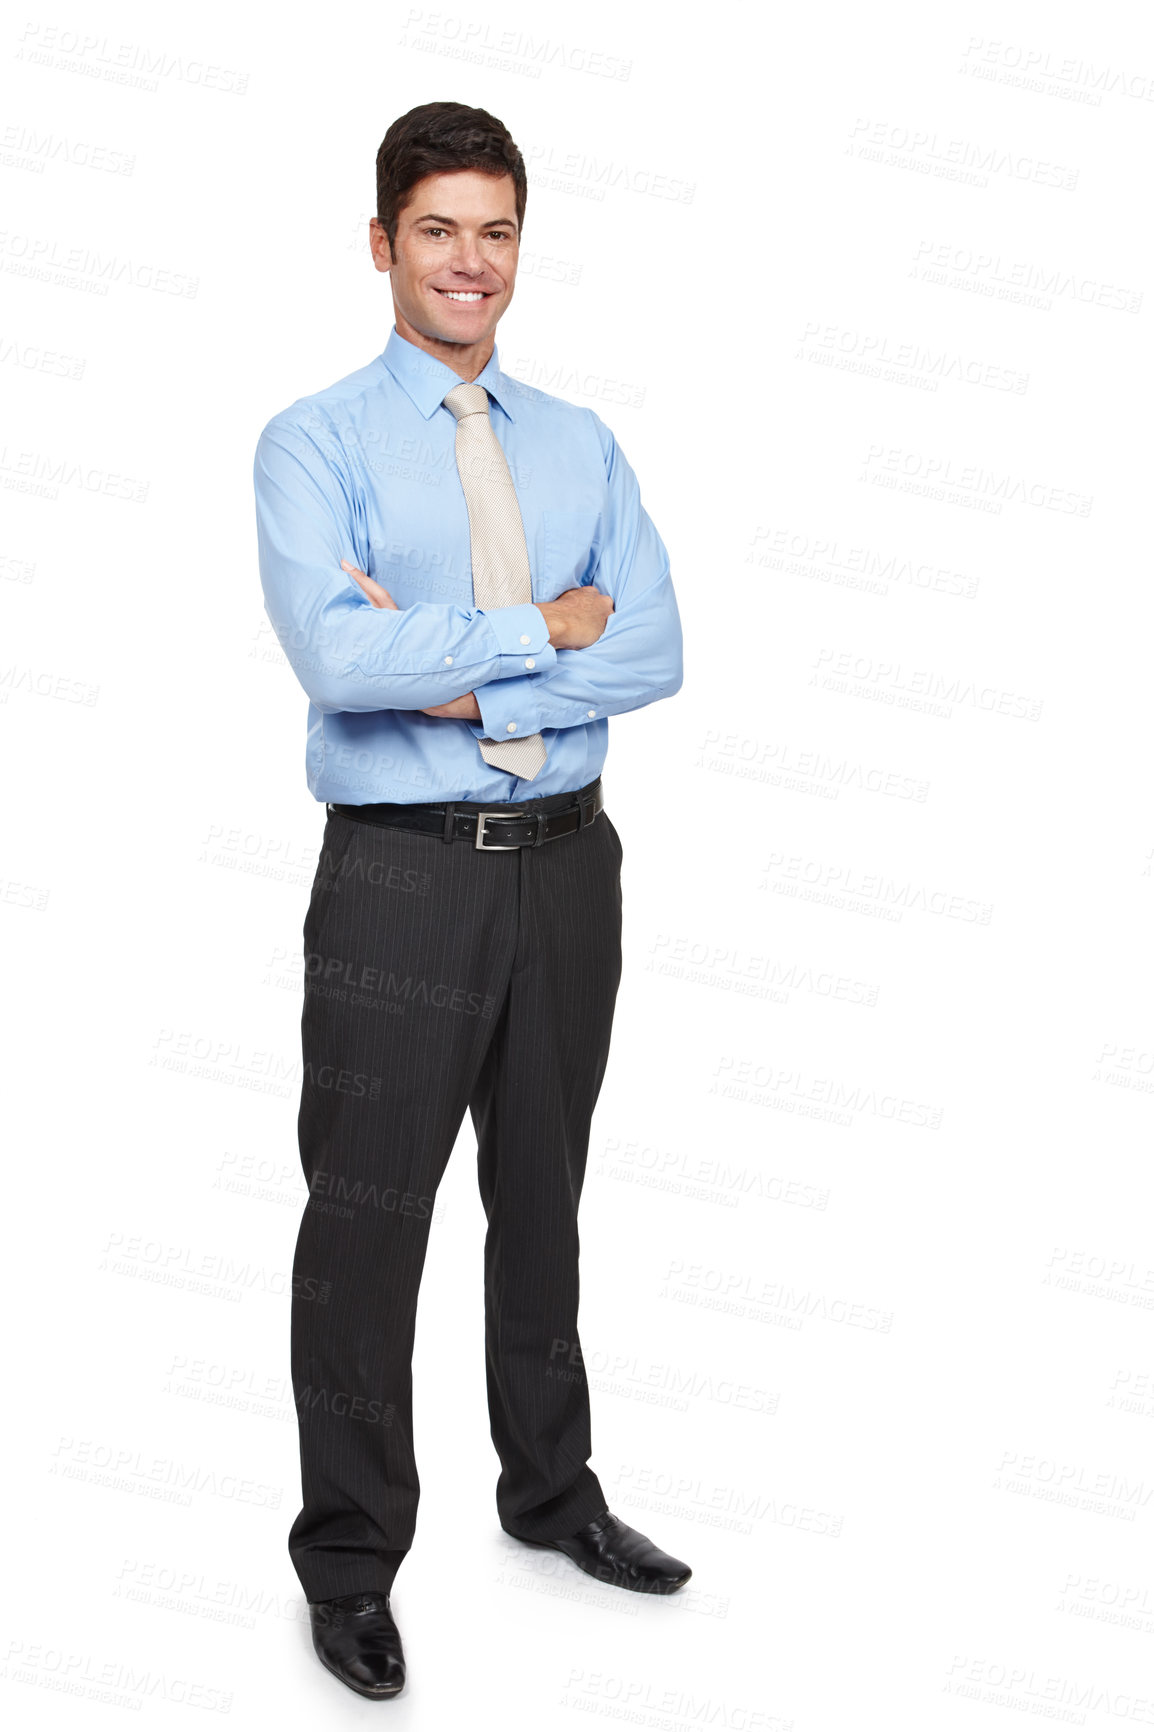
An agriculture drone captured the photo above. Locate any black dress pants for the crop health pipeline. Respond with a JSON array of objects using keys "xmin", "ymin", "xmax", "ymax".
[{"xmin": 287, "ymin": 777, "xmax": 622, "ymax": 1602}]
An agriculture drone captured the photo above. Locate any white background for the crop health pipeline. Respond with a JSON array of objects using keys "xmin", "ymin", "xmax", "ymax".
[{"xmin": 3, "ymin": 1, "xmax": 1153, "ymax": 1726}]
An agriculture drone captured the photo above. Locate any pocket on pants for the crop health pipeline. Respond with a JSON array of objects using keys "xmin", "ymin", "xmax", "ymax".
[{"xmin": 303, "ymin": 814, "xmax": 352, "ymax": 955}]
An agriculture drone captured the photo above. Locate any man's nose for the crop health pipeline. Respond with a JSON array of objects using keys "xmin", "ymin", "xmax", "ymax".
[{"xmin": 447, "ymin": 238, "xmax": 485, "ymax": 275}]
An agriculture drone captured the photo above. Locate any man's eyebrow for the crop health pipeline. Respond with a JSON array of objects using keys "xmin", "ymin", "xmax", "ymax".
[{"xmin": 410, "ymin": 213, "xmax": 517, "ymax": 228}]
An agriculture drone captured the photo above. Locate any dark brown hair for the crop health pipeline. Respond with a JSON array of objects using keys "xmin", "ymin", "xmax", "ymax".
[{"xmin": 375, "ymin": 102, "xmax": 527, "ymax": 258}]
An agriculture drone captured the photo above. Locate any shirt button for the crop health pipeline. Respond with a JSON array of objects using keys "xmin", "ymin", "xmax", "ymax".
[
  {"xmin": 587, "ymin": 709, "xmax": 596, "ymax": 717},
  {"xmin": 506, "ymin": 722, "xmax": 518, "ymax": 733},
  {"xmin": 443, "ymin": 655, "xmax": 453, "ymax": 665},
  {"xmin": 519, "ymin": 634, "xmax": 531, "ymax": 644},
  {"xmin": 524, "ymin": 658, "xmax": 535, "ymax": 669}
]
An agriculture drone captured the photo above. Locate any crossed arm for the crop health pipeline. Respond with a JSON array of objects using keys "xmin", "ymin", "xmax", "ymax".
[
  {"xmin": 253, "ymin": 407, "xmax": 683, "ymax": 727},
  {"xmin": 339, "ymin": 558, "xmax": 613, "ymax": 721}
]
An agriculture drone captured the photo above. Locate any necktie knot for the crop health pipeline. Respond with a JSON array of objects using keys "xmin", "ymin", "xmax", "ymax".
[{"xmin": 443, "ymin": 382, "xmax": 491, "ymax": 421}]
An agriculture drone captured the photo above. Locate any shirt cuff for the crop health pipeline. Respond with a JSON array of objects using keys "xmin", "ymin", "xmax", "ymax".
[
  {"xmin": 469, "ymin": 673, "xmax": 546, "ymax": 745},
  {"xmin": 478, "ymin": 601, "xmax": 558, "ymax": 677}
]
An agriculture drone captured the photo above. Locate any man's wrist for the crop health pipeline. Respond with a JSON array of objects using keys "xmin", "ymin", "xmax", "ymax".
[
  {"xmin": 478, "ymin": 601, "xmax": 558, "ymax": 676},
  {"xmin": 472, "ymin": 673, "xmax": 545, "ymax": 744},
  {"xmin": 536, "ymin": 601, "xmax": 567, "ymax": 649}
]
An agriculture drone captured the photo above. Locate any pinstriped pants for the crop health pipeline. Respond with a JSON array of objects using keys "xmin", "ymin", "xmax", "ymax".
[{"xmin": 287, "ymin": 777, "xmax": 622, "ymax": 1602}]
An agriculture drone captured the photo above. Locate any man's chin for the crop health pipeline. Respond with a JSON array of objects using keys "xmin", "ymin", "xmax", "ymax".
[{"xmin": 418, "ymin": 310, "xmax": 500, "ymax": 347}]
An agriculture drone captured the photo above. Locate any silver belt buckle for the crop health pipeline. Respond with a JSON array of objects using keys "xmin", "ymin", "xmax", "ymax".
[{"xmin": 475, "ymin": 809, "xmax": 523, "ymax": 850}]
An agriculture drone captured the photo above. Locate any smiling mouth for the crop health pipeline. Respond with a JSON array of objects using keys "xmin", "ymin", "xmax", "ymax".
[{"xmin": 433, "ymin": 288, "xmax": 492, "ymax": 302}]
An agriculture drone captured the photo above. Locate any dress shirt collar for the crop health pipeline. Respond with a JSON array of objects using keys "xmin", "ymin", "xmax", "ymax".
[{"xmin": 379, "ymin": 324, "xmax": 517, "ymax": 424}]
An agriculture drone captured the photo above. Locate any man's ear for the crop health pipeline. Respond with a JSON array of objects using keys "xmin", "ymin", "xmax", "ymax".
[{"xmin": 369, "ymin": 219, "xmax": 393, "ymax": 275}]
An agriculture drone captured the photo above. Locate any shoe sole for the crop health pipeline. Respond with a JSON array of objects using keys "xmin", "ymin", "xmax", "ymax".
[{"xmin": 514, "ymin": 1535, "xmax": 692, "ymax": 1594}]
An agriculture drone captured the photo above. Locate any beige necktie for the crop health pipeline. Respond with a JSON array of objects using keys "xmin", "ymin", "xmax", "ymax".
[{"xmin": 443, "ymin": 381, "xmax": 547, "ymax": 781}]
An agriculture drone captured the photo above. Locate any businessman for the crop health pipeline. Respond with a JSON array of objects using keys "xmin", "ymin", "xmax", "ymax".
[{"xmin": 253, "ymin": 101, "xmax": 688, "ymax": 1701}]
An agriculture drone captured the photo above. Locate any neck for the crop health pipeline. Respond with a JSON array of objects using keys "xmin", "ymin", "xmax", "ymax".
[{"xmin": 394, "ymin": 312, "xmax": 494, "ymax": 382}]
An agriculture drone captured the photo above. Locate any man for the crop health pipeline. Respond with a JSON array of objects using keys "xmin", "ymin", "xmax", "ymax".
[{"xmin": 253, "ymin": 101, "xmax": 689, "ymax": 1701}]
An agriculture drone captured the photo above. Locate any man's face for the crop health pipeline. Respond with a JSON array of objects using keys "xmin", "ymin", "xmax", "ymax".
[{"xmin": 371, "ymin": 169, "xmax": 519, "ymax": 361}]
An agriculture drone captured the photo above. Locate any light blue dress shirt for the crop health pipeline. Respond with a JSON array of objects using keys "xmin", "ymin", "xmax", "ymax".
[{"xmin": 253, "ymin": 325, "xmax": 683, "ymax": 804}]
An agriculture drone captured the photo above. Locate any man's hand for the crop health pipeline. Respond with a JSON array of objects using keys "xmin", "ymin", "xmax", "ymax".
[
  {"xmin": 536, "ymin": 585, "xmax": 614, "ymax": 650},
  {"xmin": 342, "ymin": 559, "xmax": 480, "ymax": 719},
  {"xmin": 420, "ymin": 691, "xmax": 482, "ymax": 720},
  {"xmin": 342, "ymin": 559, "xmax": 398, "ymax": 611}
]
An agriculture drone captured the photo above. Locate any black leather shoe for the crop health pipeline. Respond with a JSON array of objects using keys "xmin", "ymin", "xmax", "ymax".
[
  {"xmin": 308, "ymin": 1591, "xmax": 405, "ymax": 1699},
  {"xmin": 525, "ymin": 1509, "xmax": 692, "ymax": 1593}
]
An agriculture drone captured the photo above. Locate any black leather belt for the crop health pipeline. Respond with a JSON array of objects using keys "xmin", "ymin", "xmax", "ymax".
[{"xmin": 328, "ymin": 777, "xmax": 604, "ymax": 850}]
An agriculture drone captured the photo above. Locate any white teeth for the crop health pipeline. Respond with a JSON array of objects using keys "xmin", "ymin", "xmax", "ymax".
[{"xmin": 440, "ymin": 290, "xmax": 485, "ymax": 301}]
